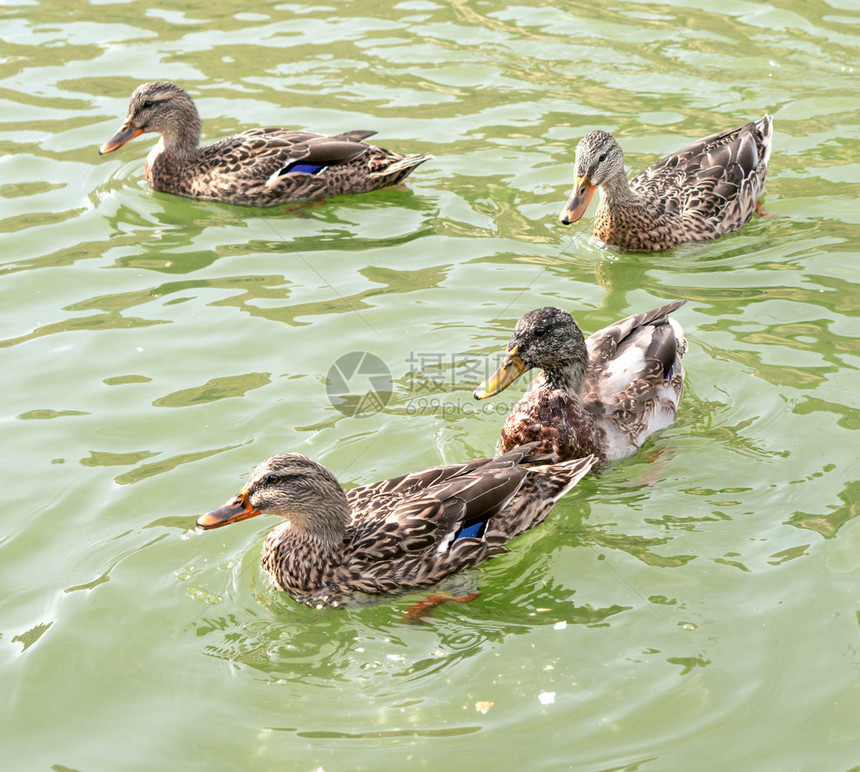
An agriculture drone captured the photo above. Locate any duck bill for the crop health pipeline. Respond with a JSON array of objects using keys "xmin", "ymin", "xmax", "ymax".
[
  {"xmin": 99, "ymin": 121, "xmax": 144, "ymax": 155},
  {"xmin": 196, "ymin": 490, "xmax": 261, "ymax": 530},
  {"xmin": 474, "ymin": 345, "xmax": 528, "ymax": 399},
  {"xmin": 559, "ymin": 175, "xmax": 596, "ymax": 225}
]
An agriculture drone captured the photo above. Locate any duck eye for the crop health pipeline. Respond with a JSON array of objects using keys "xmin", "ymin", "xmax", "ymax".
[
  {"xmin": 598, "ymin": 152, "xmax": 607, "ymax": 163},
  {"xmin": 142, "ymin": 99, "xmax": 153, "ymax": 109},
  {"xmin": 264, "ymin": 473, "xmax": 280, "ymax": 486}
]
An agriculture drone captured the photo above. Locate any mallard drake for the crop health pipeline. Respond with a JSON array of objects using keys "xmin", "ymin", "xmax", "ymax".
[
  {"xmin": 559, "ymin": 116, "xmax": 772, "ymax": 251},
  {"xmin": 474, "ymin": 302, "xmax": 687, "ymax": 462},
  {"xmin": 197, "ymin": 445, "xmax": 595, "ymax": 605},
  {"xmin": 99, "ymin": 81, "xmax": 432, "ymax": 206}
]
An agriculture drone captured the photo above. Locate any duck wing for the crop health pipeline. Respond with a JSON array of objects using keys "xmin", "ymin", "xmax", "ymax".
[
  {"xmin": 267, "ymin": 131, "xmax": 377, "ymax": 179},
  {"xmin": 341, "ymin": 446, "xmax": 593, "ymax": 589},
  {"xmin": 345, "ymin": 444, "xmax": 542, "ymax": 532},
  {"xmin": 586, "ymin": 300, "xmax": 685, "ymax": 369},
  {"xmin": 631, "ymin": 117, "xmax": 772, "ymax": 229},
  {"xmin": 198, "ymin": 128, "xmax": 376, "ymax": 182},
  {"xmin": 336, "ymin": 448, "xmax": 531, "ymax": 587},
  {"xmin": 584, "ymin": 301, "xmax": 687, "ymax": 459}
]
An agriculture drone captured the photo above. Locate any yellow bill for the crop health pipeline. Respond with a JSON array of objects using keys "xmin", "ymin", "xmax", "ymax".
[{"xmin": 474, "ymin": 345, "xmax": 528, "ymax": 399}]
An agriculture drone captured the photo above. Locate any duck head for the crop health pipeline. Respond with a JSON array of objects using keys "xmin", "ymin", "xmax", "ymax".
[
  {"xmin": 474, "ymin": 306, "xmax": 588, "ymax": 398},
  {"xmin": 560, "ymin": 130, "xmax": 624, "ymax": 224},
  {"xmin": 197, "ymin": 454, "xmax": 350, "ymax": 544},
  {"xmin": 100, "ymin": 81, "xmax": 201, "ymax": 155}
]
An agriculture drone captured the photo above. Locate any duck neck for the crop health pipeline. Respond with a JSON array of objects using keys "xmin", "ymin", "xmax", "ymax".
[
  {"xmin": 299, "ymin": 494, "xmax": 351, "ymax": 547},
  {"xmin": 265, "ymin": 495, "xmax": 350, "ymax": 577},
  {"xmin": 159, "ymin": 110, "xmax": 202, "ymax": 159},
  {"xmin": 599, "ymin": 169, "xmax": 636, "ymax": 208},
  {"xmin": 541, "ymin": 357, "xmax": 587, "ymax": 396}
]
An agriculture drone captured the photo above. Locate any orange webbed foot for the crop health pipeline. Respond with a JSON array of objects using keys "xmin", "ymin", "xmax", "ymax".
[{"xmin": 402, "ymin": 592, "xmax": 481, "ymax": 624}]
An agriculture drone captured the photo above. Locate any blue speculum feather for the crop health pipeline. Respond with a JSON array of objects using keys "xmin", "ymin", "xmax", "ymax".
[
  {"xmin": 285, "ymin": 163, "xmax": 325, "ymax": 175},
  {"xmin": 455, "ymin": 519, "xmax": 487, "ymax": 540}
]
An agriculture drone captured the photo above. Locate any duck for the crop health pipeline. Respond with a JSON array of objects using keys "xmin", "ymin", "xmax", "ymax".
[
  {"xmin": 474, "ymin": 301, "xmax": 687, "ymax": 462},
  {"xmin": 559, "ymin": 116, "xmax": 772, "ymax": 251},
  {"xmin": 196, "ymin": 444, "xmax": 595, "ymax": 606},
  {"xmin": 99, "ymin": 81, "xmax": 432, "ymax": 206}
]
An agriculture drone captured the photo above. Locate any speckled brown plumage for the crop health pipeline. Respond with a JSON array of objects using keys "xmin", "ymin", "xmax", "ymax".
[
  {"xmin": 197, "ymin": 445, "xmax": 595, "ymax": 606},
  {"xmin": 99, "ymin": 81, "xmax": 432, "ymax": 206},
  {"xmin": 474, "ymin": 302, "xmax": 687, "ymax": 463},
  {"xmin": 560, "ymin": 117, "xmax": 772, "ymax": 251}
]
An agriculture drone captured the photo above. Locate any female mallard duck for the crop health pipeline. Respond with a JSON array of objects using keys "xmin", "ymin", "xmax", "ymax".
[
  {"xmin": 197, "ymin": 445, "xmax": 595, "ymax": 605},
  {"xmin": 559, "ymin": 116, "xmax": 772, "ymax": 251},
  {"xmin": 99, "ymin": 81, "xmax": 432, "ymax": 206},
  {"xmin": 474, "ymin": 302, "xmax": 687, "ymax": 462}
]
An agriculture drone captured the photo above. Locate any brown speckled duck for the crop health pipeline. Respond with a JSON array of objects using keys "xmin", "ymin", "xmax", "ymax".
[
  {"xmin": 474, "ymin": 302, "xmax": 687, "ymax": 462},
  {"xmin": 559, "ymin": 117, "xmax": 772, "ymax": 251},
  {"xmin": 99, "ymin": 81, "xmax": 432, "ymax": 206},
  {"xmin": 197, "ymin": 445, "xmax": 595, "ymax": 606}
]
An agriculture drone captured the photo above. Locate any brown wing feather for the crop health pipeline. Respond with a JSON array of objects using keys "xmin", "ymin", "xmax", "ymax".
[
  {"xmin": 583, "ymin": 302, "xmax": 687, "ymax": 459},
  {"xmin": 197, "ymin": 129, "xmax": 372, "ymax": 182},
  {"xmin": 278, "ymin": 137, "xmax": 370, "ymax": 170},
  {"xmin": 195, "ymin": 129, "xmax": 317, "ymax": 179},
  {"xmin": 346, "ymin": 446, "xmax": 540, "ymax": 539},
  {"xmin": 586, "ymin": 300, "xmax": 686, "ymax": 365},
  {"xmin": 631, "ymin": 118, "xmax": 771, "ymax": 235},
  {"xmin": 343, "ymin": 453, "xmax": 594, "ymax": 588}
]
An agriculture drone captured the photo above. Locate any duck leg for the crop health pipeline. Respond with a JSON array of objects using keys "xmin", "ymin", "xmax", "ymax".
[
  {"xmin": 402, "ymin": 592, "xmax": 481, "ymax": 624},
  {"xmin": 281, "ymin": 200, "xmax": 328, "ymax": 215},
  {"xmin": 754, "ymin": 200, "xmax": 773, "ymax": 219}
]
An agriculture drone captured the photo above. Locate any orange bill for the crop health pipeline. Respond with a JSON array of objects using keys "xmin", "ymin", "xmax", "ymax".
[
  {"xmin": 559, "ymin": 175, "xmax": 596, "ymax": 225},
  {"xmin": 196, "ymin": 490, "xmax": 261, "ymax": 530},
  {"xmin": 99, "ymin": 121, "xmax": 144, "ymax": 155},
  {"xmin": 473, "ymin": 345, "xmax": 528, "ymax": 399}
]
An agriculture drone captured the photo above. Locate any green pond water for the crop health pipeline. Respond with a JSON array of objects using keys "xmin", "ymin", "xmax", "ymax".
[{"xmin": 2, "ymin": 0, "xmax": 858, "ymax": 769}]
